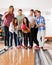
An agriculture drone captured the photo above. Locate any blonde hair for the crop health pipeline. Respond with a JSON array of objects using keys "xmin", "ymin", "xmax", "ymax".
[{"xmin": 8, "ymin": 5, "xmax": 14, "ymax": 13}]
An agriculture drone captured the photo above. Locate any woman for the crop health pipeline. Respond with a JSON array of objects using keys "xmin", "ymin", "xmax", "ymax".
[
  {"xmin": 9, "ymin": 17, "xmax": 20, "ymax": 49},
  {"xmin": 2, "ymin": 6, "xmax": 14, "ymax": 50},
  {"xmin": 21, "ymin": 17, "xmax": 31, "ymax": 49}
]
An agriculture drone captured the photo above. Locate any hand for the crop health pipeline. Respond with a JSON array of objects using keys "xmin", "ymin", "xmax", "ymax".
[
  {"xmin": 39, "ymin": 24, "xmax": 45, "ymax": 27},
  {"xmin": 26, "ymin": 27, "xmax": 30, "ymax": 32},
  {"xmin": 2, "ymin": 12, "xmax": 9, "ymax": 20},
  {"xmin": 14, "ymin": 26, "xmax": 18, "ymax": 30},
  {"xmin": 5, "ymin": 12, "xmax": 9, "ymax": 16}
]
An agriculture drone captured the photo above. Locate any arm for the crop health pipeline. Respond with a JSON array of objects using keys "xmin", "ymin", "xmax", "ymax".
[
  {"xmin": 39, "ymin": 17, "xmax": 45, "ymax": 27},
  {"xmin": 22, "ymin": 23, "xmax": 31, "ymax": 33},
  {"xmin": 35, "ymin": 23, "xmax": 45, "ymax": 27},
  {"xmin": 2, "ymin": 12, "xmax": 9, "ymax": 20},
  {"xmin": 26, "ymin": 27, "xmax": 30, "ymax": 32},
  {"xmin": 26, "ymin": 23, "xmax": 31, "ymax": 32},
  {"xmin": 14, "ymin": 26, "xmax": 18, "ymax": 30}
]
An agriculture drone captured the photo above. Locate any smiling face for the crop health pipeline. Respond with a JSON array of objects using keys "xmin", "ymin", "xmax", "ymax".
[
  {"xmin": 9, "ymin": 6, "xmax": 14, "ymax": 14},
  {"xmin": 18, "ymin": 9, "xmax": 23, "ymax": 16},
  {"xmin": 30, "ymin": 10, "xmax": 34, "ymax": 16},
  {"xmin": 12, "ymin": 18, "xmax": 18, "ymax": 26},
  {"xmin": 36, "ymin": 11, "xmax": 41, "ymax": 18},
  {"xmin": 34, "ymin": 10, "xmax": 38, "ymax": 17},
  {"xmin": 15, "ymin": 19, "xmax": 18, "ymax": 24}
]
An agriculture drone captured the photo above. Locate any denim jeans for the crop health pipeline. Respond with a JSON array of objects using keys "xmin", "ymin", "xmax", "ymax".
[
  {"xmin": 9, "ymin": 32, "xmax": 20, "ymax": 46},
  {"xmin": 18, "ymin": 30, "xmax": 23, "ymax": 45}
]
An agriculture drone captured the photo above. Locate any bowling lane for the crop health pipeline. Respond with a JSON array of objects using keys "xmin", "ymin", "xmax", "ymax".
[
  {"xmin": 0, "ymin": 41, "xmax": 4, "ymax": 49},
  {"xmin": 0, "ymin": 41, "xmax": 52, "ymax": 65},
  {"xmin": 0, "ymin": 48, "xmax": 35, "ymax": 65}
]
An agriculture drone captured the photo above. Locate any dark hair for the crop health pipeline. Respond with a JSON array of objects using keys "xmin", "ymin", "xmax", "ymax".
[
  {"xmin": 9, "ymin": 5, "xmax": 14, "ymax": 8},
  {"xmin": 12, "ymin": 17, "xmax": 18, "ymax": 27},
  {"xmin": 18, "ymin": 9, "xmax": 22, "ymax": 11},
  {"xmin": 35, "ymin": 10, "xmax": 39, "ymax": 12},
  {"xmin": 23, "ymin": 17, "xmax": 29, "ymax": 28},
  {"xmin": 30, "ymin": 9, "xmax": 34, "ymax": 12},
  {"xmin": 34, "ymin": 10, "xmax": 39, "ymax": 14},
  {"xmin": 37, "ymin": 11, "xmax": 41, "ymax": 14},
  {"xmin": 34, "ymin": 10, "xmax": 39, "ymax": 17}
]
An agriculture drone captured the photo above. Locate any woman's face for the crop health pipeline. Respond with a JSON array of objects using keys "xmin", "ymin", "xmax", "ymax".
[
  {"xmin": 9, "ymin": 7, "xmax": 14, "ymax": 14},
  {"xmin": 15, "ymin": 19, "xmax": 17, "ymax": 23},
  {"xmin": 23, "ymin": 18, "xmax": 26, "ymax": 24}
]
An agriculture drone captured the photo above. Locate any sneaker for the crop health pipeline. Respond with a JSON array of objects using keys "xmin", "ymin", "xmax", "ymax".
[
  {"xmin": 35, "ymin": 46, "xmax": 40, "ymax": 48},
  {"xmin": 20, "ymin": 44, "xmax": 24, "ymax": 48},
  {"xmin": 4, "ymin": 46, "xmax": 8, "ymax": 51},
  {"xmin": 40, "ymin": 47, "xmax": 47, "ymax": 51},
  {"xmin": 29, "ymin": 46, "xmax": 33, "ymax": 49},
  {"xmin": 34, "ymin": 46, "xmax": 40, "ymax": 50},
  {"xmin": 8, "ymin": 46, "xmax": 12, "ymax": 48},
  {"xmin": 28, "ymin": 46, "xmax": 31, "ymax": 48},
  {"xmin": 24, "ymin": 46, "xmax": 27, "ymax": 49},
  {"xmin": 16, "ymin": 46, "xmax": 20, "ymax": 49}
]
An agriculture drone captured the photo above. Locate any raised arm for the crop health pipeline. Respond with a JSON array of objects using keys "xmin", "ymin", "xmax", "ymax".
[{"xmin": 2, "ymin": 12, "xmax": 8, "ymax": 20}]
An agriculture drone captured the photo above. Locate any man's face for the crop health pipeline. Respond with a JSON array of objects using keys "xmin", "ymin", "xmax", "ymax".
[
  {"xmin": 34, "ymin": 11, "xmax": 38, "ymax": 16},
  {"xmin": 30, "ymin": 11, "xmax": 33, "ymax": 15},
  {"xmin": 18, "ymin": 11, "xmax": 22, "ymax": 15},
  {"xmin": 36, "ymin": 12, "xmax": 41, "ymax": 18}
]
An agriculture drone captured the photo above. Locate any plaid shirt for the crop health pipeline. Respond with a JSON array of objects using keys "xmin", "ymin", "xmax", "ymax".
[{"xmin": 36, "ymin": 16, "xmax": 45, "ymax": 31}]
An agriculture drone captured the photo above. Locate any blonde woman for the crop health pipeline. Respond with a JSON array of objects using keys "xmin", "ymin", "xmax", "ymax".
[{"xmin": 2, "ymin": 6, "xmax": 14, "ymax": 50}]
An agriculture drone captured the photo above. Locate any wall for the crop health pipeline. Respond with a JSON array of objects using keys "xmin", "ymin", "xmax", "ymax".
[{"xmin": 0, "ymin": 0, "xmax": 52, "ymax": 37}]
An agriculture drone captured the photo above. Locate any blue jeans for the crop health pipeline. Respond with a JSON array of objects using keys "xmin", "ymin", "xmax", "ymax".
[
  {"xmin": 9, "ymin": 32, "xmax": 20, "ymax": 46},
  {"xmin": 18, "ymin": 30, "xmax": 23, "ymax": 45}
]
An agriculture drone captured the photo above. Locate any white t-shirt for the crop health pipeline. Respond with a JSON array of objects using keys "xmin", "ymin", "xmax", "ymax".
[
  {"xmin": 28, "ymin": 15, "xmax": 35, "ymax": 28},
  {"xmin": 9, "ymin": 22, "xmax": 17, "ymax": 34}
]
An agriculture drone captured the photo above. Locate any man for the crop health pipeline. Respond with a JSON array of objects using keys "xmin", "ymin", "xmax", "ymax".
[
  {"xmin": 34, "ymin": 10, "xmax": 39, "ymax": 17},
  {"xmin": 16, "ymin": 9, "xmax": 25, "ymax": 48},
  {"xmin": 36, "ymin": 11, "xmax": 45, "ymax": 48},
  {"xmin": 28, "ymin": 9, "xmax": 39, "ymax": 48}
]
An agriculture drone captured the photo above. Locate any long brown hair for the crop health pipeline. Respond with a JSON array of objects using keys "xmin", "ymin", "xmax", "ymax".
[
  {"xmin": 8, "ymin": 6, "xmax": 14, "ymax": 14},
  {"xmin": 12, "ymin": 17, "xmax": 18, "ymax": 27},
  {"xmin": 23, "ymin": 17, "xmax": 29, "ymax": 28}
]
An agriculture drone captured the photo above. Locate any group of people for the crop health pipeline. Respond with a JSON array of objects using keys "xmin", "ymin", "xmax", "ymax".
[{"xmin": 2, "ymin": 5, "xmax": 45, "ymax": 50}]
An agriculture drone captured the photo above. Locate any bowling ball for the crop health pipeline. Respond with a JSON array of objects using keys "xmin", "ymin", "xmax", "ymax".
[{"xmin": 21, "ymin": 24, "xmax": 26, "ymax": 30}]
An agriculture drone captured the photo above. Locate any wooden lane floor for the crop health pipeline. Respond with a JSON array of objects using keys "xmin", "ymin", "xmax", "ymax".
[
  {"xmin": 0, "ymin": 41, "xmax": 4, "ymax": 49},
  {"xmin": 0, "ymin": 48, "xmax": 35, "ymax": 65},
  {"xmin": 0, "ymin": 41, "xmax": 52, "ymax": 65}
]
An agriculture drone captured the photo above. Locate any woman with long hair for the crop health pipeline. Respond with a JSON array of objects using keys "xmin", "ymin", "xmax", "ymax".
[
  {"xmin": 2, "ymin": 6, "xmax": 14, "ymax": 50},
  {"xmin": 9, "ymin": 17, "xmax": 20, "ymax": 49},
  {"xmin": 21, "ymin": 17, "xmax": 31, "ymax": 49}
]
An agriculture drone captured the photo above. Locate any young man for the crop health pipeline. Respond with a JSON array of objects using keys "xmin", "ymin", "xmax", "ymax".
[
  {"xmin": 16, "ymin": 9, "xmax": 25, "ymax": 48},
  {"xmin": 2, "ymin": 6, "xmax": 14, "ymax": 50},
  {"xmin": 34, "ymin": 10, "xmax": 39, "ymax": 17},
  {"xmin": 36, "ymin": 11, "xmax": 45, "ymax": 48},
  {"xmin": 34, "ymin": 10, "xmax": 40, "ymax": 49},
  {"xmin": 28, "ymin": 9, "xmax": 39, "ymax": 48}
]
